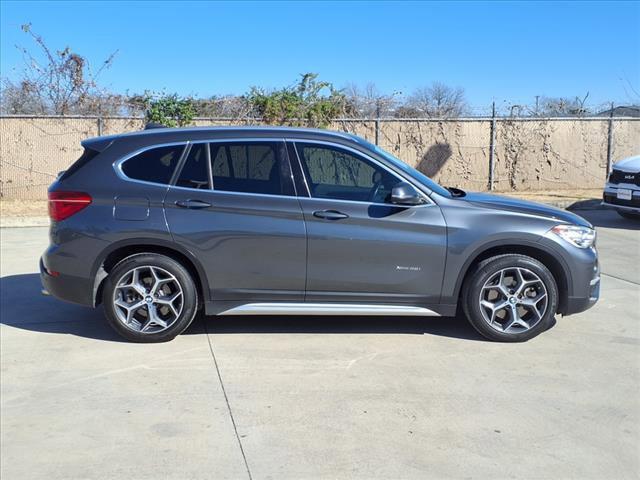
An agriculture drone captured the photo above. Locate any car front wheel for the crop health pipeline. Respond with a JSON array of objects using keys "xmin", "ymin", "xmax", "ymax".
[
  {"xmin": 462, "ymin": 254, "xmax": 558, "ymax": 342},
  {"xmin": 102, "ymin": 253, "xmax": 199, "ymax": 343}
]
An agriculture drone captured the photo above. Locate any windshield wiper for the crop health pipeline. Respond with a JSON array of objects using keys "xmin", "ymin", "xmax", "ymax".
[{"xmin": 446, "ymin": 186, "xmax": 466, "ymax": 197}]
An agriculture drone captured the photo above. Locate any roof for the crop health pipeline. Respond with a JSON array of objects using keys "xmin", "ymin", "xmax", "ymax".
[
  {"xmin": 596, "ymin": 106, "xmax": 640, "ymax": 118},
  {"xmin": 82, "ymin": 125, "xmax": 366, "ymax": 151}
]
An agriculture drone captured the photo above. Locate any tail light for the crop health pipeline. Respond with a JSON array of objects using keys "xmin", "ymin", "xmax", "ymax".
[{"xmin": 48, "ymin": 191, "xmax": 92, "ymax": 222}]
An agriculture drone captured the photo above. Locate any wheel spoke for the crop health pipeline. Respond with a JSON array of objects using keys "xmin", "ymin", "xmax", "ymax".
[
  {"xmin": 149, "ymin": 267, "xmax": 173, "ymax": 295},
  {"xmin": 503, "ymin": 305, "xmax": 529, "ymax": 332},
  {"xmin": 517, "ymin": 268, "xmax": 545, "ymax": 294},
  {"xmin": 520, "ymin": 293, "xmax": 546, "ymax": 319},
  {"xmin": 114, "ymin": 298, "xmax": 145, "ymax": 323},
  {"xmin": 497, "ymin": 270, "xmax": 511, "ymax": 297},
  {"xmin": 140, "ymin": 305, "xmax": 168, "ymax": 332},
  {"xmin": 126, "ymin": 268, "xmax": 146, "ymax": 296},
  {"xmin": 155, "ymin": 291, "xmax": 182, "ymax": 305}
]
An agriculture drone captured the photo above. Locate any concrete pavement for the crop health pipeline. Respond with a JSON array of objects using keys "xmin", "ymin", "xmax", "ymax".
[{"xmin": 1, "ymin": 209, "xmax": 639, "ymax": 479}]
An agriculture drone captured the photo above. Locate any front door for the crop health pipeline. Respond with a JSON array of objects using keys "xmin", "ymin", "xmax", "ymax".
[
  {"xmin": 164, "ymin": 140, "xmax": 306, "ymax": 304},
  {"xmin": 291, "ymin": 141, "xmax": 447, "ymax": 306}
]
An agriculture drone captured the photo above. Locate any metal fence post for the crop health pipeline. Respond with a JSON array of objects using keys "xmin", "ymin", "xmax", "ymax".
[
  {"xmin": 605, "ymin": 102, "xmax": 614, "ymax": 176},
  {"xmin": 97, "ymin": 116, "xmax": 103, "ymax": 136},
  {"xmin": 488, "ymin": 102, "xmax": 496, "ymax": 191},
  {"xmin": 374, "ymin": 102, "xmax": 380, "ymax": 146}
]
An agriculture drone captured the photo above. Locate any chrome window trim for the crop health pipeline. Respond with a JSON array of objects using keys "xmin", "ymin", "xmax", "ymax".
[
  {"xmin": 287, "ymin": 138, "xmax": 434, "ymax": 207},
  {"xmin": 113, "ymin": 136, "xmax": 435, "ymax": 207},
  {"xmin": 114, "ymin": 137, "xmax": 288, "ymax": 191},
  {"xmin": 114, "ymin": 141, "xmax": 190, "ymax": 188},
  {"xmin": 165, "ymin": 183, "xmax": 299, "ymax": 201},
  {"xmin": 205, "ymin": 141, "xmax": 214, "ymax": 188},
  {"xmin": 170, "ymin": 142, "xmax": 193, "ymax": 186}
]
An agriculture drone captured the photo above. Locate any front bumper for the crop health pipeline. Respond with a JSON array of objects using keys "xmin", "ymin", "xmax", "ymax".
[
  {"xmin": 539, "ymin": 231, "xmax": 600, "ymax": 316},
  {"xmin": 564, "ymin": 262, "xmax": 600, "ymax": 315}
]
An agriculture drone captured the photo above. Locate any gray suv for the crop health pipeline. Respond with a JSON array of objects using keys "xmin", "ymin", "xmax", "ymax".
[{"xmin": 41, "ymin": 127, "xmax": 600, "ymax": 343}]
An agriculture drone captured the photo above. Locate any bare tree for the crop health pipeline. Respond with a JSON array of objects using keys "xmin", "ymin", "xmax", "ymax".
[
  {"xmin": 344, "ymin": 83, "xmax": 400, "ymax": 118},
  {"xmin": 190, "ymin": 95, "xmax": 254, "ymax": 119},
  {"xmin": 406, "ymin": 82, "xmax": 468, "ymax": 118},
  {"xmin": 0, "ymin": 24, "xmax": 120, "ymax": 115},
  {"xmin": 535, "ymin": 93, "xmax": 591, "ymax": 117}
]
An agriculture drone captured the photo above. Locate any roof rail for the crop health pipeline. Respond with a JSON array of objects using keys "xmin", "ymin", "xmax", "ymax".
[{"xmin": 144, "ymin": 122, "xmax": 167, "ymax": 130}]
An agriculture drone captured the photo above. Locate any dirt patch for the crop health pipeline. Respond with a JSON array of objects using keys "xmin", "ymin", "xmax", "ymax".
[
  {"xmin": 1, "ymin": 200, "xmax": 48, "ymax": 217},
  {"xmin": 500, "ymin": 188, "xmax": 601, "ymax": 204}
]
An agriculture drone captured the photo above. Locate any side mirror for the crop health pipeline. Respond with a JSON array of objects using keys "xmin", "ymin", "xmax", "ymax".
[{"xmin": 389, "ymin": 182, "xmax": 424, "ymax": 206}]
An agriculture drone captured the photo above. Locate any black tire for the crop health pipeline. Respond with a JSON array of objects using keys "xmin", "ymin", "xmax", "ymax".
[
  {"xmin": 462, "ymin": 254, "xmax": 558, "ymax": 342},
  {"xmin": 616, "ymin": 209, "xmax": 640, "ymax": 220},
  {"xmin": 102, "ymin": 253, "xmax": 199, "ymax": 343}
]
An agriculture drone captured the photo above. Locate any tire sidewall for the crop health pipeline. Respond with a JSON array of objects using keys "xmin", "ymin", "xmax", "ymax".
[
  {"xmin": 463, "ymin": 255, "xmax": 558, "ymax": 342},
  {"xmin": 103, "ymin": 254, "xmax": 198, "ymax": 343}
]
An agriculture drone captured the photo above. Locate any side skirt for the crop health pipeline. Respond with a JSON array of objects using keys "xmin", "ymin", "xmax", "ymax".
[{"xmin": 215, "ymin": 302, "xmax": 442, "ymax": 316}]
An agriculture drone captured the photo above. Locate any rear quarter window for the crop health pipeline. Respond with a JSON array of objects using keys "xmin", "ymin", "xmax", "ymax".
[
  {"xmin": 121, "ymin": 145, "xmax": 185, "ymax": 185},
  {"xmin": 59, "ymin": 147, "xmax": 100, "ymax": 181}
]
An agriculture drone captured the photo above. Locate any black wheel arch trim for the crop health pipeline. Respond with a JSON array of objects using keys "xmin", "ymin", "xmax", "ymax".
[
  {"xmin": 90, "ymin": 237, "xmax": 211, "ymax": 307},
  {"xmin": 450, "ymin": 237, "xmax": 574, "ymax": 307}
]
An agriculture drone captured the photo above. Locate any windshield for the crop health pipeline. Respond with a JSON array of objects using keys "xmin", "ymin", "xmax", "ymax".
[{"xmin": 364, "ymin": 141, "xmax": 452, "ymax": 198}]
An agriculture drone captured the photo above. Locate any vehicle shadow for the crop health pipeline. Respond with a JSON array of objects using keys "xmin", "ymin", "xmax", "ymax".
[
  {"xmin": 571, "ymin": 207, "xmax": 640, "ymax": 231},
  {"xmin": 1, "ymin": 273, "xmax": 487, "ymax": 342},
  {"xmin": 202, "ymin": 314, "xmax": 485, "ymax": 341}
]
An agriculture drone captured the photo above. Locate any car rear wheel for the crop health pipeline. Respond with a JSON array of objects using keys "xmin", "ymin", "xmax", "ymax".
[
  {"xmin": 462, "ymin": 254, "xmax": 558, "ymax": 342},
  {"xmin": 102, "ymin": 253, "xmax": 198, "ymax": 342}
]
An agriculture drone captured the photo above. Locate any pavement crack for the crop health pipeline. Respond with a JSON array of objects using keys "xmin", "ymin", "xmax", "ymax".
[
  {"xmin": 601, "ymin": 272, "xmax": 640, "ymax": 286},
  {"xmin": 204, "ymin": 318, "xmax": 253, "ymax": 480}
]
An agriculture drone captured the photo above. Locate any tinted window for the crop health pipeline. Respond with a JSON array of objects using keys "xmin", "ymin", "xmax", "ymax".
[
  {"xmin": 210, "ymin": 142, "xmax": 292, "ymax": 196},
  {"xmin": 122, "ymin": 145, "xmax": 184, "ymax": 185},
  {"xmin": 59, "ymin": 147, "xmax": 100, "ymax": 181},
  {"xmin": 176, "ymin": 143, "xmax": 210, "ymax": 189},
  {"xmin": 295, "ymin": 143, "xmax": 399, "ymax": 203}
]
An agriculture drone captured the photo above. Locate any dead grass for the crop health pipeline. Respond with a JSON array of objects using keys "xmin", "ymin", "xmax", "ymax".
[{"xmin": 1, "ymin": 200, "xmax": 48, "ymax": 218}]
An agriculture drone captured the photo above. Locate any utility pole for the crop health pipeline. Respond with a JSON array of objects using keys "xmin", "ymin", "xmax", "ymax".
[
  {"xmin": 606, "ymin": 102, "xmax": 615, "ymax": 176},
  {"xmin": 375, "ymin": 100, "xmax": 381, "ymax": 146},
  {"xmin": 488, "ymin": 101, "xmax": 496, "ymax": 191}
]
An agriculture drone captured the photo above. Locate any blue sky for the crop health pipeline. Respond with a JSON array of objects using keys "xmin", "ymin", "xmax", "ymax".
[{"xmin": 1, "ymin": 0, "xmax": 639, "ymax": 110}]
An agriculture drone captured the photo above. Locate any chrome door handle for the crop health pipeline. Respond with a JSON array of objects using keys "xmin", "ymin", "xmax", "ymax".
[
  {"xmin": 313, "ymin": 209, "xmax": 349, "ymax": 220},
  {"xmin": 175, "ymin": 199, "xmax": 211, "ymax": 209}
]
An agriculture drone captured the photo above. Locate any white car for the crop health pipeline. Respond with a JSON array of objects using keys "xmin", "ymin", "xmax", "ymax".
[{"xmin": 603, "ymin": 154, "xmax": 640, "ymax": 219}]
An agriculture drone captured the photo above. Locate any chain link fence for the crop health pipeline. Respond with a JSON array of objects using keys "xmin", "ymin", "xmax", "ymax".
[{"xmin": 1, "ymin": 115, "xmax": 639, "ymax": 200}]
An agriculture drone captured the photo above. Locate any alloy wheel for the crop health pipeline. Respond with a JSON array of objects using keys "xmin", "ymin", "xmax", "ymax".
[
  {"xmin": 478, "ymin": 267, "xmax": 548, "ymax": 334},
  {"xmin": 112, "ymin": 266, "xmax": 184, "ymax": 334}
]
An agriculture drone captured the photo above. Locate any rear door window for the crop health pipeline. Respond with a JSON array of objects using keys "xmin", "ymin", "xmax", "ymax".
[
  {"xmin": 122, "ymin": 145, "xmax": 185, "ymax": 185},
  {"xmin": 209, "ymin": 142, "xmax": 293, "ymax": 196},
  {"xmin": 175, "ymin": 143, "xmax": 210, "ymax": 189}
]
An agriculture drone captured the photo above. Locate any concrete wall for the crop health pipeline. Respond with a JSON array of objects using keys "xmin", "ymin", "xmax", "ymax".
[{"xmin": 1, "ymin": 116, "xmax": 638, "ymax": 200}]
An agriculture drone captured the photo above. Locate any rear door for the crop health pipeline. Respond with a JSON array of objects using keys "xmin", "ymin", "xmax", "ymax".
[
  {"xmin": 164, "ymin": 139, "xmax": 306, "ymax": 305},
  {"xmin": 290, "ymin": 140, "xmax": 447, "ymax": 306}
]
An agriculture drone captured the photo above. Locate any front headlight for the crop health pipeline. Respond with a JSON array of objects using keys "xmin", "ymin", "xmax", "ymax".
[{"xmin": 551, "ymin": 225, "xmax": 596, "ymax": 249}]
